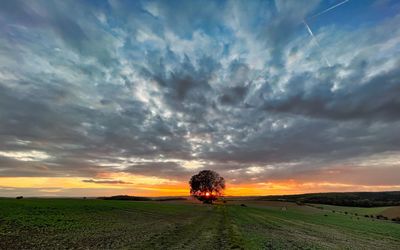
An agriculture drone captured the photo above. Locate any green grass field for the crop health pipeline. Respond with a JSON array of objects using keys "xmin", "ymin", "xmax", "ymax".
[
  {"xmin": 311, "ymin": 203, "xmax": 391, "ymax": 215},
  {"xmin": 1, "ymin": 198, "xmax": 399, "ymax": 249}
]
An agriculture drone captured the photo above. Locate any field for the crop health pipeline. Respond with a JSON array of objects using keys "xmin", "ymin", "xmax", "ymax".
[{"xmin": 1, "ymin": 198, "xmax": 400, "ymax": 249}]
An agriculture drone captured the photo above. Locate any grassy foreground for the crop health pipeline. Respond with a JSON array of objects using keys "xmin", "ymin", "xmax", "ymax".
[{"xmin": 0, "ymin": 198, "xmax": 399, "ymax": 249}]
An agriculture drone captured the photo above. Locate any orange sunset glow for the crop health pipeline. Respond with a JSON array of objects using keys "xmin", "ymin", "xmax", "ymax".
[{"xmin": 2, "ymin": 173, "xmax": 400, "ymax": 197}]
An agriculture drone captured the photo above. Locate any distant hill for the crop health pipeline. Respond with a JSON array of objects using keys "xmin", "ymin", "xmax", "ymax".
[
  {"xmin": 256, "ymin": 191, "xmax": 400, "ymax": 207},
  {"xmin": 97, "ymin": 195, "xmax": 187, "ymax": 202},
  {"xmin": 153, "ymin": 197, "xmax": 187, "ymax": 202},
  {"xmin": 97, "ymin": 195, "xmax": 152, "ymax": 201}
]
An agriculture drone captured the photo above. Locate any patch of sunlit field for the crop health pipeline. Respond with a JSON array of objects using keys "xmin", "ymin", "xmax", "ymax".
[{"xmin": 0, "ymin": 198, "xmax": 399, "ymax": 249}]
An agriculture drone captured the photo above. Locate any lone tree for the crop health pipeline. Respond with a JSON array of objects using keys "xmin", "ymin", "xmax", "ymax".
[{"xmin": 189, "ymin": 170, "xmax": 225, "ymax": 204}]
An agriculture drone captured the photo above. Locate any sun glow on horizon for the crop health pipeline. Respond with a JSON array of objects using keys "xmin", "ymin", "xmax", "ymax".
[{"xmin": 1, "ymin": 175, "xmax": 400, "ymax": 197}]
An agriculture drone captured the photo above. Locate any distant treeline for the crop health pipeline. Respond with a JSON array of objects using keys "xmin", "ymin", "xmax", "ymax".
[
  {"xmin": 97, "ymin": 195, "xmax": 187, "ymax": 202},
  {"xmin": 257, "ymin": 191, "xmax": 400, "ymax": 207}
]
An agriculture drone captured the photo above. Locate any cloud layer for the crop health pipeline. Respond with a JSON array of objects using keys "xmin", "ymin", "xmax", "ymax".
[{"xmin": 1, "ymin": 0, "xmax": 400, "ymax": 196}]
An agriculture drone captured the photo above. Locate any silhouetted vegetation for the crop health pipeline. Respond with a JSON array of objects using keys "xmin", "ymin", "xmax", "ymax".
[
  {"xmin": 15, "ymin": 196, "xmax": 23, "ymax": 199},
  {"xmin": 392, "ymin": 217, "xmax": 400, "ymax": 223},
  {"xmin": 257, "ymin": 191, "xmax": 400, "ymax": 207},
  {"xmin": 376, "ymin": 215, "xmax": 389, "ymax": 220},
  {"xmin": 189, "ymin": 170, "xmax": 225, "ymax": 204}
]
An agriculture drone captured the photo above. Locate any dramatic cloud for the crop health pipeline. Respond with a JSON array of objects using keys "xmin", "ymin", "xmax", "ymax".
[{"xmin": 0, "ymin": 0, "xmax": 399, "ymax": 196}]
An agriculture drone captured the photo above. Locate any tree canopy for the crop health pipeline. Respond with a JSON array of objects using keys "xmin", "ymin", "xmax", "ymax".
[{"xmin": 189, "ymin": 170, "xmax": 225, "ymax": 203}]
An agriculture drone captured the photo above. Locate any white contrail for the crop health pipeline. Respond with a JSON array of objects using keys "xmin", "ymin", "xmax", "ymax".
[
  {"xmin": 302, "ymin": 0, "xmax": 349, "ymax": 67},
  {"xmin": 303, "ymin": 20, "xmax": 331, "ymax": 67},
  {"xmin": 310, "ymin": 0, "xmax": 349, "ymax": 19}
]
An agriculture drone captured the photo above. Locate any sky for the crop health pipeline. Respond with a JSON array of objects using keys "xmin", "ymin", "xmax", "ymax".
[{"xmin": 1, "ymin": 0, "xmax": 400, "ymax": 197}]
